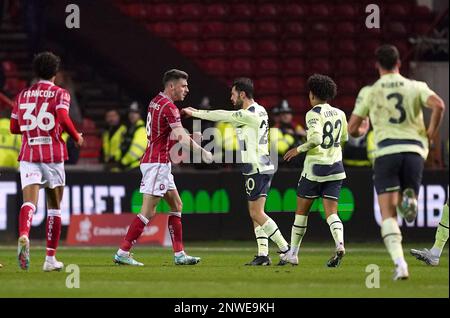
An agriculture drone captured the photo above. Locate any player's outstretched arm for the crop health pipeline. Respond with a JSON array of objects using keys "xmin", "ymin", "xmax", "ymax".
[
  {"xmin": 283, "ymin": 147, "xmax": 300, "ymax": 162},
  {"xmin": 284, "ymin": 134, "xmax": 322, "ymax": 162},
  {"xmin": 182, "ymin": 107, "xmax": 232, "ymax": 122},
  {"xmin": 284, "ymin": 112, "xmax": 322, "ymax": 161},
  {"xmin": 56, "ymin": 109, "xmax": 83, "ymax": 147},
  {"xmin": 425, "ymin": 94, "xmax": 445, "ymax": 142},
  {"xmin": 182, "ymin": 107, "xmax": 258, "ymax": 127},
  {"xmin": 181, "ymin": 107, "xmax": 198, "ymax": 118},
  {"xmin": 339, "ymin": 115, "xmax": 350, "ymax": 149},
  {"xmin": 349, "ymin": 85, "xmax": 370, "ymax": 137},
  {"xmin": 171, "ymin": 126, "xmax": 213, "ymax": 163},
  {"xmin": 10, "ymin": 99, "xmax": 20, "ymax": 134},
  {"xmin": 10, "ymin": 117, "xmax": 20, "ymax": 134},
  {"xmin": 348, "ymin": 114, "xmax": 369, "ymax": 137}
]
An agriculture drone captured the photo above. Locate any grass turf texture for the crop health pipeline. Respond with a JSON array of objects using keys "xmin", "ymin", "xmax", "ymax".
[{"xmin": 0, "ymin": 242, "xmax": 448, "ymax": 298}]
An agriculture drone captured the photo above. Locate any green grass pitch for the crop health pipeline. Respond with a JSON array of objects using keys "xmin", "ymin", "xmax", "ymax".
[{"xmin": 0, "ymin": 242, "xmax": 448, "ymax": 298}]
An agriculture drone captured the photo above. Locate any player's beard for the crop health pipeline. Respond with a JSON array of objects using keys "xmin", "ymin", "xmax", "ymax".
[{"xmin": 234, "ymin": 98, "xmax": 243, "ymax": 109}]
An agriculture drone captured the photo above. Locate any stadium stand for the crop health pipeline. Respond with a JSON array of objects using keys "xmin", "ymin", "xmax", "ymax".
[
  {"xmin": 115, "ymin": 0, "xmax": 434, "ymax": 118},
  {"xmin": 0, "ymin": 0, "xmax": 441, "ymax": 163}
]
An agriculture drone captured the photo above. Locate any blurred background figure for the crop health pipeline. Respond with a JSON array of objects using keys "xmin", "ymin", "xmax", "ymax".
[
  {"xmin": 101, "ymin": 108, "xmax": 126, "ymax": 169},
  {"xmin": 54, "ymin": 70, "xmax": 83, "ymax": 126},
  {"xmin": 214, "ymin": 120, "xmax": 238, "ymax": 168},
  {"xmin": 194, "ymin": 96, "xmax": 217, "ymax": 169},
  {"xmin": 270, "ymin": 100, "xmax": 306, "ymax": 167},
  {"xmin": 0, "ymin": 108, "xmax": 20, "ymax": 169},
  {"xmin": 343, "ymin": 118, "xmax": 374, "ymax": 168},
  {"xmin": 198, "ymin": 96, "xmax": 211, "ymax": 111},
  {"xmin": 119, "ymin": 101, "xmax": 146, "ymax": 171},
  {"xmin": 278, "ymin": 99, "xmax": 306, "ymax": 144},
  {"xmin": 208, "ymin": 96, "xmax": 239, "ymax": 168},
  {"xmin": 54, "ymin": 70, "xmax": 83, "ymax": 165},
  {"xmin": 197, "ymin": 96, "xmax": 215, "ymax": 140},
  {"xmin": 269, "ymin": 105, "xmax": 280, "ymax": 128},
  {"xmin": 62, "ymin": 131, "xmax": 80, "ymax": 165}
]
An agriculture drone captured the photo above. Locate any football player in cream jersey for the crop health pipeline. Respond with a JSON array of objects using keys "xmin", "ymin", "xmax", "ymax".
[
  {"xmin": 282, "ymin": 74, "xmax": 348, "ymax": 268},
  {"xmin": 183, "ymin": 77, "xmax": 289, "ymax": 266}
]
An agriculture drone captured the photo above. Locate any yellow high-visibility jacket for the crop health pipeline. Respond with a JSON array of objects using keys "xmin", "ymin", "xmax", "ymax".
[
  {"xmin": 102, "ymin": 124, "xmax": 127, "ymax": 163},
  {"xmin": 120, "ymin": 120, "xmax": 147, "ymax": 170},
  {"xmin": 215, "ymin": 122, "xmax": 238, "ymax": 151},
  {"xmin": 0, "ymin": 118, "xmax": 21, "ymax": 168}
]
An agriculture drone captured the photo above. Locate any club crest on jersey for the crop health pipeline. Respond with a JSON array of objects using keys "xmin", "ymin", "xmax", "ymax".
[{"xmin": 308, "ymin": 118, "xmax": 318, "ymax": 127}]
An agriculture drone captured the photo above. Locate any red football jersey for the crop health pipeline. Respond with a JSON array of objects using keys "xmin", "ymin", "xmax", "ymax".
[
  {"xmin": 12, "ymin": 80, "xmax": 70, "ymax": 163},
  {"xmin": 141, "ymin": 92, "xmax": 182, "ymax": 163}
]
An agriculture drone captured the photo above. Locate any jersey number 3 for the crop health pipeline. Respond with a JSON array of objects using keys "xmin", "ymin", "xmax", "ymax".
[{"xmin": 387, "ymin": 93, "xmax": 406, "ymax": 124}]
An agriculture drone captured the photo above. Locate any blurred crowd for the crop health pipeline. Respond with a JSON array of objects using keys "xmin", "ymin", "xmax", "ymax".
[{"xmin": 0, "ymin": 78, "xmax": 387, "ymax": 173}]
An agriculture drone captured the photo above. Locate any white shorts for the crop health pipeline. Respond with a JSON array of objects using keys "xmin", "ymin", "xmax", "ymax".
[
  {"xmin": 140, "ymin": 163, "xmax": 176, "ymax": 197},
  {"xmin": 19, "ymin": 161, "xmax": 66, "ymax": 190}
]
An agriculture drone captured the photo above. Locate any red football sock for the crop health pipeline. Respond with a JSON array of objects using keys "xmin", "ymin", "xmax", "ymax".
[
  {"xmin": 46, "ymin": 210, "xmax": 62, "ymax": 257},
  {"xmin": 120, "ymin": 215, "xmax": 147, "ymax": 252},
  {"xmin": 168, "ymin": 213, "xmax": 184, "ymax": 253},
  {"xmin": 19, "ymin": 202, "xmax": 36, "ymax": 237}
]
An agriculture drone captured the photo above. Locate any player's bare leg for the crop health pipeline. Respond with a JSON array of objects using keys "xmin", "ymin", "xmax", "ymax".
[
  {"xmin": 379, "ymin": 192, "xmax": 409, "ymax": 280},
  {"xmin": 323, "ymin": 199, "xmax": 345, "ymax": 268},
  {"xmin": 248, "ymin": 197, "xmax": 289, "ymax": 263},
  {"xmin": 279, "ymin": 197, "xmax": 312, "ymax": 266},
  {"xmin": 17, "ymin": 184, "xmax": 39, "ymax": 270},
  {"xmin": 42, "ymin": 186, "xmax": 64, "ymax": 272},
  {"xmin": 114, "ymin": 194, "xmax": 159, "ymax": 266},
  {"xmin": 245, "ymin": 221, "xmax": 271, "ymax": 266},
  {"xmin": 165, "ymin": 189, "xmax": 200, "ymax": 265}
]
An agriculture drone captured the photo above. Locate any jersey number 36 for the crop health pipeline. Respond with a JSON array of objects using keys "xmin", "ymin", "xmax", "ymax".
[{"xmin": 19, "ymin": 102, "xmax": 55, "ymax": 132}]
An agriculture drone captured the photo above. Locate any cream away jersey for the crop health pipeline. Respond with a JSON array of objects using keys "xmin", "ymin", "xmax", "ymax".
[
  {"xmin": 352, "ymin": 73, "xmax": 436, "ymax": 160},
  {"xmin": 300, "ymin": 103, "xmax": 348, "ymax": 182},
  {"xmin": 192, "ymin": 102, "xmax": 274, "ymax": 175}
]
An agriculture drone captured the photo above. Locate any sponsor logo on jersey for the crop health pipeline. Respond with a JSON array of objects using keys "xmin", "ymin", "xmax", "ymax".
[{"xmin": 28, "ymin": 137, "xmax": 52, "ymax": 145}]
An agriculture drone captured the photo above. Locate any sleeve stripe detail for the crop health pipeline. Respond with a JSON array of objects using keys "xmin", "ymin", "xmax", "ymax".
[{"xmin": 55, "ymin": 105, "xmax": 70, "ymax": 110}]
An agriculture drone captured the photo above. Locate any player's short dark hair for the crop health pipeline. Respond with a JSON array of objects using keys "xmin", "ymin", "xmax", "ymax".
[
  {"xmin": 32, "ymin": 51, "xmax": 60, "ymax": 80},
  {"xmin": 232, "ymin": 77, "xmax": 254, "ymax": 99},
  {"xmin": 375, "ymin": 44, "xmax": 400, "ymax": 71},
  {"xmin": 307, "ymin": 74, "xmax": 337, "ymax": 101},
  {"xmin": 163, "ymin": 69, "xmax": 189, "ymax": 87}
]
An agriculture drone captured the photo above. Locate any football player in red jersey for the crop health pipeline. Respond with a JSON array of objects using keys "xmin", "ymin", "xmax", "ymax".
[
  {"xmin": 10, "ymin": 52, "xmax": 83, "ymax": 271},
  {"xmin": 114, "ymin": 69, "xmax": 212, "ymax": 266}
]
